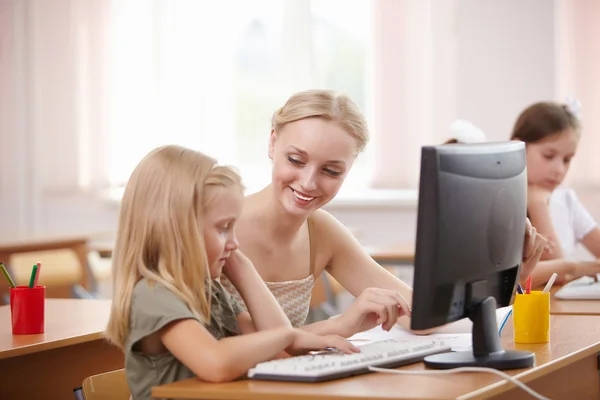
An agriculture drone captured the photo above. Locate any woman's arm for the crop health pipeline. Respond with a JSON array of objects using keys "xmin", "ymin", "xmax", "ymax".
[
  {"xmin": 301, "ymin": 212, "xmax": 546, "ymax": 336},
  {"xmin": 310, "ymin": 210, "xmax": 414, "ymax": 331}
]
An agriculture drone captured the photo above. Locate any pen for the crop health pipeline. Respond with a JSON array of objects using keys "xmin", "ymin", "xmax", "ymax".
[
  {"xmin": 525, "ymin": 276, "xmax": 532, "ymax": 294},
  {"xmin": 542, "ymin": 273, "xmax": 558, "ymax": 294},
  {"xmin": 0, "ymin": 262, "xmax": 16, "ymax": 288},
  {"xmin": 33, "ymin": 261, "xmax": 41, "ymax": 287},
  {"xmin": 498, "ymin": 309, "xmax": 512, "ymax": 336},
  {"xmin": 28, "ymin": 264, "xmax": 38, "ymax": 289},
  {"xmin": 517, "ymin": 284, "xmax": 524, "ymax": 295}
]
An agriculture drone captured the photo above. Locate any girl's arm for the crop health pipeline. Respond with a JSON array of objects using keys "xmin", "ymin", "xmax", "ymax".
[
  {"xmin": 581, "ymin": 227, "xmax": 600, "ymax": 258},
  {"xmin": 160, "ymin": 319, "xmax": 358, "ymax": 382},
  {"xmin": 222, "ymin": 250, "xmax": 291, "ymax": 331},
  {"xmin": 161, "ymin": 320, "xmax": 295, "ymax": 382},
  {"xmin": 530, "ymin": 258, "xmax": 600, "ymax": 287},
  {"xmin": 527, "ymin": 185, "xmax": 564, "ymax": 260}
]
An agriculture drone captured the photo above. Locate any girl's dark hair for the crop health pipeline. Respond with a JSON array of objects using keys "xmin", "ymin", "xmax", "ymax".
[{"xmin": 510, "ymin": 102, "xmax": 580, "ymax": 143}]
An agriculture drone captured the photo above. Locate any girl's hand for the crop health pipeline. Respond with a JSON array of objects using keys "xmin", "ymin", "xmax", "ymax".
[
  {"xmin": 286, "ymin": 329, "xmax": 360, "ymax": 356},
  {"xmin": 568, "ymin": 261, "xmax": 600, "ymax": 283},
  {"xmin": 334, "ymin": 287, "xmax": 412, "ymax": 337},
  {"xmin": 520, "ymin": 218, "xmax": 548, "ymax": 283},
  {"xmin": 222, "ymin": 250, "xmax": 255, "ymax": 281}
]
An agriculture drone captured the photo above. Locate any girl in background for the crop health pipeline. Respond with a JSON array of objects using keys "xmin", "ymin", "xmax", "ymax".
[
  {"xmin": 511, "ymin": 101, "xmax": 600, "ymax": 286},
  {"xmin": 105, "ymin": 145, "xmax": 357, "ymax": 400}
]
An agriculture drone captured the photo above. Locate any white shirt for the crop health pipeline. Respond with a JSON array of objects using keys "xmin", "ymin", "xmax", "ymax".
[{"xmin": 549, "ymin": 188, "xmax": 598, "ymax": 259}]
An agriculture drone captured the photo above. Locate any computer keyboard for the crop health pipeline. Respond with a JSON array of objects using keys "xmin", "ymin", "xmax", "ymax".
[
  {"xmin": 247, "ymin": 338, "xmax": 452, "ymax": 382},
  {"xmin": 555, "ymin": 275, "xmax": 600, "ymax": 300}
]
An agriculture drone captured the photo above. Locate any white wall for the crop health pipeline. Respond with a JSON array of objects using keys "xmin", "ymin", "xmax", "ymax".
[
  {"xmin": 4, "ymin": 0, "xmax": 599, "ymax": 250},
  {"xmin": 455, "ymin": 0, "xmax": 556, "ymax": 142}
]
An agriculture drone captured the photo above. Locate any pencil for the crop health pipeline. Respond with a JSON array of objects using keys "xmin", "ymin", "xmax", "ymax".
[
  {"xmin": 28, "ymin": 264, "xmax": 38, "ymax": 288},
  {"xmin": 33, "ymin": 261, "xmax": 41, "ymax": 287},
  {"xmin": 0, "ymin": 262, "xmax": 16, "ymax": 288},
  {"xmin": 542, "ymin": 273, "xmax": 558, "ymax": 294}
]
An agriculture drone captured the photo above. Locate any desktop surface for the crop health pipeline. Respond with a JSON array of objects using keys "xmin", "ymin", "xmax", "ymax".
[
  {"xmin": 153, "ymin": 315, "xmax": 600, "ymax": 400},
  {"xmin": 0, "ymin": 298, "xmax": 112, "ymax": 359},
  {"xmin": 0, "ymin": 298, "xmax": 123, "ymax": 400},
  {"xmin": 551, "ymin": 286, "xmax": 600, "ymax": 316}
]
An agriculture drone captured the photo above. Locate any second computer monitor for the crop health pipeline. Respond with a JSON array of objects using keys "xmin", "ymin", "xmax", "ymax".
[{"xmin": 410, "ymin": 140, "xmax": 535, "ymax": 370}]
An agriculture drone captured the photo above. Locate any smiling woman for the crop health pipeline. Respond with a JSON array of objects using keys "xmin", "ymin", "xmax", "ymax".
[{"xmin": 221, "ymin": 89, "xmax": 415, "ymax": 335}]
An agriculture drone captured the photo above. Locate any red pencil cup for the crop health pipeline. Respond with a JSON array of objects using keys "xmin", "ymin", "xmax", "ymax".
[{"xmin": 9, "ymin": 286, "xmax": 46, "ymax": 334}]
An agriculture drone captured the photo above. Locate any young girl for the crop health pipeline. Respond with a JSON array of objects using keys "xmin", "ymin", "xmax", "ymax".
[
  {"xmin": 221, "ymin": 89, "xmax": 545, "ymax": 336},
  {"xmin": 105, "ymin": 145, "xmax": 357, "ymax": 400},
  {"xmin": 511, "ymin": 101, "xmax": 600, "ymax": 287}
]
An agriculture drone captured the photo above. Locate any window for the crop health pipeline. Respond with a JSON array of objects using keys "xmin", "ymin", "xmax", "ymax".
[{"xmin": 106, "ymin": 0, "xmax": 374, "ymax": 194}]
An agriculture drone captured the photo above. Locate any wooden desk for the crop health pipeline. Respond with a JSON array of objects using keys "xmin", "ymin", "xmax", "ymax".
[
  {"xmin": 0, "ymin": 234, "xmax": 93, "ymax": 304},
  {"xmin": 551, "ymin": 286, "xmax": 600, "ymax": 315},
  {"xmin": 0, "ymin": 299, "xmax": 123, "ymax": 400},
  {"xmin": 153, "ymin": 315, "xmax": 600, "ymax": 399},
  {"xmin": 367, "ymin": 242, "xmax": 415, "ymax": 265}
]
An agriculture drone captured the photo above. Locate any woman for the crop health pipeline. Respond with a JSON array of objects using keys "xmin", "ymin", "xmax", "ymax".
[{"xmin": 222, "ymin": 90, "xmax": 546, "ymax": 336}]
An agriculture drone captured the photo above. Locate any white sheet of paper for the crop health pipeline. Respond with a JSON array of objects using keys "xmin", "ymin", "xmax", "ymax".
[{"xmin": 347, "ymin": 306, "xmax": 512, "ymax": 352}]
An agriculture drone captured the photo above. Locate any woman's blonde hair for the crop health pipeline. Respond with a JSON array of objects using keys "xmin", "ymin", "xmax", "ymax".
[
  {"xmin": 271, "ymin": 89, "xmax": 369, "ymax": 153},
  {"xmin": 105, "ymin": 145, "xmax": 242, "ymax": 349}
]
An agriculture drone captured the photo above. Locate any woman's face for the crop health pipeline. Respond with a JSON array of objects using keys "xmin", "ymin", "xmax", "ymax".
[
  {"xmin": 268, "ymin": 118, "xmax": 358, "ymax": 216},
  {"xmin": 525, "ymin": 128, "xmax": 579, "ymax": 191}
]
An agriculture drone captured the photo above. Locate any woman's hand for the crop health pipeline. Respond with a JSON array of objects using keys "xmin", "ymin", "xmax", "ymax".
[
  {"xmin": 520, "ymin": 218, "xmax": 548, "ymax": 283},
  {"xmin": 333, "ymin": 287, "xmax": 412, "ymax": 337},
  {"xmin": 286, "ymin": 329, "xmax": 360, "ymax": 356}
]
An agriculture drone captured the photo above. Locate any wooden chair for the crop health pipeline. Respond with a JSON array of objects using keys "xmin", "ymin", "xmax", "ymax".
[
  {"xmin": 7, "ymin": 249, "xmax": 93, "ymax": 301},
  {"xmin": 82, "ymin": 368, "xmax": 130, "ymax": 400},
  {"xmin": 310, "ymin": 272, "xmax": 346, "ymax": 317}
]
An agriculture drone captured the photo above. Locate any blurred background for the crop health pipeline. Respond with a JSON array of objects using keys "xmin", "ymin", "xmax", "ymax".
[{"xmin": 1, "ymin": 0, "xmax": 599, "ymax": 302}]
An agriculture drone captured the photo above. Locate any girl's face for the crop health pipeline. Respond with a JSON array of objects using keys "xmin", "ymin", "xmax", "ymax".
[
  {"xmin": 268, "ymin": 118, "xmax": 358, "ymax": 216},
  {"xmin": 525, "ymin": 128, "xmax": 579, "ymax": 191},
  {"xmin": 202, "ymin": 186, "xmax": 243, "ymax": 279}
]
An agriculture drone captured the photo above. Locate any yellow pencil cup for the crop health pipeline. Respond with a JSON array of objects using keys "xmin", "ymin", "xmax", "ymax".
[{"xmin": 513, "ymin": 291, "xmax": 550, "ymax": 344}]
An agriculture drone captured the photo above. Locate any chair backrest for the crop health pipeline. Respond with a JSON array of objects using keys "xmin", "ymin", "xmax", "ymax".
[
  {"xmin": 10, "ymin": 249, "xmax": 82, "ymax": 287},
  {"xmin": 82, "ymin": 368, "xmax": 130, "ymax": 400}
]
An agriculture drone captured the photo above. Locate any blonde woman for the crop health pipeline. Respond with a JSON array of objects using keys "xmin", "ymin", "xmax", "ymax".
[
  {"xmin": 105, "ymin": 145, "xmax": 357, "ymax": 399},
  {"xmin": 222, "ymin": 89, "xmax": 547, "ymax": 336}
]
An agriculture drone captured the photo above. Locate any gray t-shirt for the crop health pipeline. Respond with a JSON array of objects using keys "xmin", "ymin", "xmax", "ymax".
[{"xmin": 126, "ymin": 278, "xmax": 244, "ymax": 400}]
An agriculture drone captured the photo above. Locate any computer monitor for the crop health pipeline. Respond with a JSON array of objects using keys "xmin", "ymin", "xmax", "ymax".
[{"xmin": 410, "ymin": 140, "xmax": 535, "ymax": 370}]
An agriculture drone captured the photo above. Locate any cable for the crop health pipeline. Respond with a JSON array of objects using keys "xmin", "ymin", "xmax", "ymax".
[
  {"xmin": 497, "ymin": 309, "xmax": 512, "ymax": 336},
  {"xmin": 367, "ymin": 366, "xmax": 550, "ymax": 400}
]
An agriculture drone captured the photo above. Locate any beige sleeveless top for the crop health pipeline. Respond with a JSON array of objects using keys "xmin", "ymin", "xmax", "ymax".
[{"xmin": 221, "ymin": 216, "xmax": 317, "ymax": 328}]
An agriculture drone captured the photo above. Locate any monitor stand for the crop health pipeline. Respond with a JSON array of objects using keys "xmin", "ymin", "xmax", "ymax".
[{"xmin": 423, "ymin": 296, "xmax": 535, "ymax": 370}]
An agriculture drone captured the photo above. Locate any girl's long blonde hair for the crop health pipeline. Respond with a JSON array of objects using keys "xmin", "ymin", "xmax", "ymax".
[{"xmin": 105, "ymin": 145, "xmax": 242, "ymax": 350}]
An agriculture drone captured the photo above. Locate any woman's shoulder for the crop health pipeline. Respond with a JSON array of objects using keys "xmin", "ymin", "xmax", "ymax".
[{"xmin": 310, "ymin": 209, "xmax": 357, "ymax": 242}]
